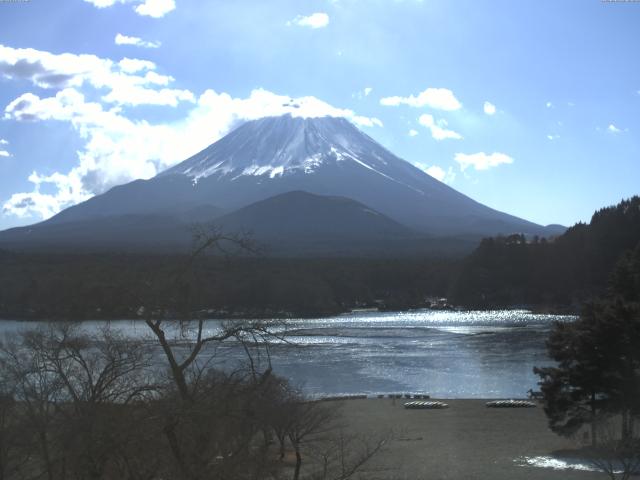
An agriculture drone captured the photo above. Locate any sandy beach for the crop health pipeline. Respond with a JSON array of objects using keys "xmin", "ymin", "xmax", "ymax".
[{"xmin": 329, "ymin": 398, "xmax": 603, "ymax": 480}]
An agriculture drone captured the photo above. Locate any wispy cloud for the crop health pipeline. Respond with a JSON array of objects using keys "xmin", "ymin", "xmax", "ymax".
[
  {"xmin": 287, "ymin": 12, "xmax": 330, "ymax": 29},
  {"xmin": 352, "ymin": 86, "xmax": 373, "ymax": 100},
  {"xmin": 0, "ymin": 138, "xmax": 10, "ymax": 158},
  {"xmin": 380, "ymin": 87, "xmax": 462, "ymax": 110},
  {"xmin": 115, "ymin": 33, "xmax": 161, "ymax": 49},
  {"xmin": 418, "ymin": 114, "xmax": 462, "ymax": 140},
  {"xmin": 547, "ymin": 134, "xmax": 560, "ymax": 141},
  {"xmin": 483, "ymin": 101, "xmax": 496, "ymax": 115},
  {"xmin": 408, "ymin": 129, "xmax": 418, "ymax": 137},
  {"xmin": 607, "ymin": 124, "xmax": 621, "ymax": 133},
  {"xmin": 454, "ymin": 152, "xmax": 513, "ymax": 171}
]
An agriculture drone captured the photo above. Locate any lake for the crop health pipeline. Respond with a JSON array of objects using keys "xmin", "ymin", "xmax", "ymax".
[{"xmin": 0, "ymin": 309, "xmax": 573, "ymax": 399}]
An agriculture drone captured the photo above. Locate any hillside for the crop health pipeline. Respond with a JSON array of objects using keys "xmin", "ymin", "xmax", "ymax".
[{"xmin": 451, "ymin": 196, "xmax": 640, "ymax": 310}]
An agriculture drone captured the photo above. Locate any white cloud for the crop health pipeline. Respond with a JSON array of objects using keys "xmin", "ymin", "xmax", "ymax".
[
  {"xmin": 546, "ymin": 101, "xmax": 553, "ymax": 108},
  {"xmin": 408, "ymin": 129, "xmax": 418, "ymax": 137},
  {"xmin": 2, "ymin": 87, "xmax": 382, "ymax": 219},
  {"xmin": 0, "ymin": 44, "xmax": 194, "ymax": 107},
  {"xmin": 364, "ymin": 87, "xmax": 373, "ymax": 96},
  {"xmin": 483, "ymin": 101, "xmax": 496, "ymax": 115},
  {"xmin": 547, "ymin": 134, "xmax": 560, "ymax": 140},
  {"xmin": 134, "ymin": 0, "xmax": 175, "ymax": 18},
  {"xmin": 0, "ymin": 139, "xmax": 7, "ymax": 145},
  {"xmin": 1, "ymin": 44, "xmax": 382, "ymax": 219},
  {"xmin": 418, "ymin": 114, "xmax": 462, "ymax": 140},
  {"xmin": 115, "ymin": 33, "xmax": 161, "ymax": 49},
  {"xmin": 84, "ymin": 0, "xmax": 174, "ymax": 17},
  {"xmin": 5, "ymin": 172, "xmax": 90, "ymax": 219},
  {"xmin": 425, "ymin": 165, "xmax": 445, "ymax": 181},
  {"xmin": 118, "ymin": 57, "xmax": 156, "ymax": 73},
  {"xmin": 454, "ymin": 152, "xmax": 513, "ymax": 171},
  {"xmin": 288, "ymin": 12, "xmax": 330, "ymax": 29},
  {"xmin": 607, "ymin": 124, "xmax": 621, "ymax": 133},
  {"xmin": 414, "ymin": 163, "xmax": 455, "ymax": 184},
  {"xmin": 380, "ymin": 87, "xmax": 462, "ymax": 111}
]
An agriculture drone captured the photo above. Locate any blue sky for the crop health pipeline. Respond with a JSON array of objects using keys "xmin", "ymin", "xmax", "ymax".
[{"xmin": 0, "ymin": 0, "xmax": 638, "ymax": 230}]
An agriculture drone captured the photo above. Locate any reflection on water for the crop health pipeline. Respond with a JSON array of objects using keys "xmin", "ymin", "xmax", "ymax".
[{"xmin": 0, "ymin": 309, "xmax": 574, "ymax": 398}]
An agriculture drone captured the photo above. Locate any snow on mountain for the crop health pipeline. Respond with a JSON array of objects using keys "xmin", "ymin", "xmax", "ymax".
[{"xmin": 161, "ymin": 114, "xmax": 417, "ymax": 190}]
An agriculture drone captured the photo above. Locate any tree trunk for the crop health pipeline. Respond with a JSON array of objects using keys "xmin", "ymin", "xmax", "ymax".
[
  {"xmin": 293, "ymin": 445, "xmax": 302, "ymax": 480},
  {"xmin": 164, "ymin": 423, "xmax": 197, "ymax": 480},
  {"xmin": 590, "ymin": 391, "xmax": 597, "ymax": 447},
  {"xmin": 145, "ymin": 320, "xmax": 192, "ymax": 402},
  {"xmin": 621, "ymin": 408, "xmax": 631, "ymax": 443}
]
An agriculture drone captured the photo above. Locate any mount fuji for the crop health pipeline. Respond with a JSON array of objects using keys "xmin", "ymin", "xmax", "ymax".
[{"xmin": 0, "ymin": 114, "xmax": 563, "ymax": 255}]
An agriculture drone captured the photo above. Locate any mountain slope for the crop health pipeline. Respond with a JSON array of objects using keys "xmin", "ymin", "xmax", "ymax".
[
  {"xmin": 0, "ymin": 210, "xmax": 219, "ymax": 253},
  {"xmin": 0, "ymin": 192, "xmax": 430, "ymax": 255},
  {"xmin": 218, "ymin": 191, "xmax": 413, "ymax": 238},
  {"xmin": 47, "ymin": 115, "xmax": 558, "ymax": 236},
  {"xmin": 214, "ymin": 190, "xmax": 423, "ymax": 255},
  {"xmin": 0, "ymin": 114, "xmax": 563, "ymax": 254}
]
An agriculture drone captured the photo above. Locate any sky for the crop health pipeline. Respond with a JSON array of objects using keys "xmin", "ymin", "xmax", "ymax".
[{"xmin": 0, "ymin": 0, "xmax": 639, "ymax": 231}]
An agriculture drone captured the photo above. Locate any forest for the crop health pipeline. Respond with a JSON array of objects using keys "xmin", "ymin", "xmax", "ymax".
[
  {"xmin": 0, "ymin": 252, "xmax": 455, "ymax": 320},
  {"xmin": 0, "ymin": 196, "xmax": 639, "ymax": 320}
]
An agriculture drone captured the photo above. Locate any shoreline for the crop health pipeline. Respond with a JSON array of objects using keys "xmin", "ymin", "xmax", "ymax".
[{"xmin": 0, "ymin": 305, "xmax": 578, "ymax": 323}]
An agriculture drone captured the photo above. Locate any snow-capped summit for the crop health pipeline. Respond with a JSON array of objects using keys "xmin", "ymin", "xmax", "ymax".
[{"xmin": 162, "ymin": 114, "xmax": 408, "ymax": 186}]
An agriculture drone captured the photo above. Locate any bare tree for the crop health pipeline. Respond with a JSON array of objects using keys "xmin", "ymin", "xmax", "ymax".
[
  {"xmin": 133, "ymin": 227, "xmax": 291, "ymax": 480},
  {"xmin": 0, "ymin": 324, "xmax": 159, "ymax": 480},
  {"xmin": 585, "ymin": 416, "xmax": 640, "ymax": 480},
  {"xmin": 0, "ymin": 331, "xmax": 66, "ymax": 480},
  {"xmin": 307, "ymin": 430, "xmax": 390, "ymax": 480},
  {"xmin": 285, "ymin": 399, "xmax": 340, "ymax": 480},
  {"xmin": 0, "ymin": 227, "xmax": 388, "ymax": 480},
  {"xmin": 0, "ymin": 386, "xmax": 30, "ymax": 480}
]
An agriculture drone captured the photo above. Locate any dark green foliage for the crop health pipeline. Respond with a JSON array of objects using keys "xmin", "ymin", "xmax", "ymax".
[
  {"xmin": 0, "ymin": 253, "xmax": 457, "ymax": 320},
  {"xmin": 452, "ymin": 196, "xmax": 640, "ymax": 310},
  {"xmin": 535, "ymin": 248, "xmax": 640, "ymax": 445}
]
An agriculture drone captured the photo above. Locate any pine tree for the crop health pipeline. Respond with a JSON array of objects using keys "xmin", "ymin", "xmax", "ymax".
[{"xmin": 535, "ymin": 244, "xmax": 640, "ymax": 446}]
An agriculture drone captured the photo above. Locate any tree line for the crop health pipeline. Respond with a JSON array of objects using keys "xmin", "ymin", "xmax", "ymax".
[
  {"xmin": 0, "ymin": 252, "xmax": 455, "ymax": 320},
  {"xmin": 1, "ymin": 196, "xmax": 639, "ymax": 320}
]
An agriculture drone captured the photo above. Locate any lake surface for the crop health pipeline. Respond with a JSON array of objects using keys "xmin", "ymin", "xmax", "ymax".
[{"xmin": 0, "ymin": 310, "xmax": 574, "ymax": 398}]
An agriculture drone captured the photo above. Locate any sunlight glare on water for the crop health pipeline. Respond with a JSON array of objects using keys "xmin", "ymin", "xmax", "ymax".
[{"xmin": 0, "ymin": 310, "xmax": 574, "ymax": 398}]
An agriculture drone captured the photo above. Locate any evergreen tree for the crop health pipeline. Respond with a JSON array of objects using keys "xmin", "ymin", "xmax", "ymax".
[{"xmin": 535, "ymin": 246, "xmax": 640, "ymax": 445}]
